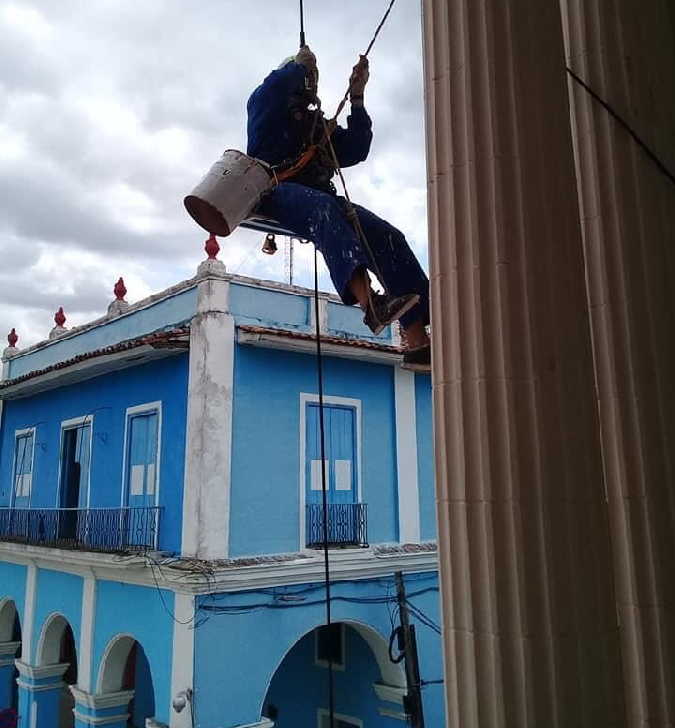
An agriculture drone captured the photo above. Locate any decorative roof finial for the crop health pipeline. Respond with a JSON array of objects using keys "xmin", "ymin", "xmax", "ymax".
[
  {"xmin": 108, "ymin": 277, "xmax": 130, "ymax": 317},
  {"xmin": 205, "ymin": 234, "xmax": 220, "ymax": 260},
  {"xmin": 114, "ymin": 277, "xmax": 127, "ymax": 301},
  {"xmin": 49, "ymin": 307, "xmax": 68, "ymax": 340},
  {"xmin": 197, "ymin": 234, "xmax": 226, "ymax": 277},
  {"xmin": 3, "ymin": 328, "xmax": 19, "ymax": 360}
]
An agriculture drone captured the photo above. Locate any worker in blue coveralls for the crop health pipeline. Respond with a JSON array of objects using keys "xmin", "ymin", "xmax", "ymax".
[{"xmin": 247, "ymin": 46, "xmax": 431, "ymax": 371}]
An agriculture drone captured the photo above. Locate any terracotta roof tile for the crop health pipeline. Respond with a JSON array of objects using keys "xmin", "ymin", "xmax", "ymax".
[
  {"xmin": 0, "ymin": 328, "xmax": 190, "ymax": 390},
  {"xmin": 238, "ymin": 324, "xmax": 403, "ymax": 354}
]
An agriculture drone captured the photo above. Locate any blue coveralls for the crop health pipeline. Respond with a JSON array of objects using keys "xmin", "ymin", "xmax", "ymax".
[{"xmin": 246, "ymin": 62, "xmax": 429, "ymax": 329}]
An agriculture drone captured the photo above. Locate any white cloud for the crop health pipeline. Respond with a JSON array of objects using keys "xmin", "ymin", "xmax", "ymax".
[{"xmin": 0, "ymin": 0, "xmax": 428, "ymax": 347}]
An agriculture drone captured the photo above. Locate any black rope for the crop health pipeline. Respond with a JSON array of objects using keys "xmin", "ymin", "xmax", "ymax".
[
  {"xmin": 299, "ymin": 0, "xmax": 305, "ymax": 47},
  {"xmin": 566, "ymin": 66, "xmax": 675, "ymax": 189},
  {"xmin": 320, "ymin": 115, "xmax": 388, "ymax": 294},
  {"xmin": 332, "ymin": 0, "xmax": 398, "ymax": 121},
  {"xmin": 313, "ymin": 246, "xmax": 335, "ymax": 728}
]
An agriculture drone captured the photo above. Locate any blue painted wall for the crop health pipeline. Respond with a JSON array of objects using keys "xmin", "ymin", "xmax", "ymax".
[
  {"xmin": 0, "ymin": 355, "xmax": 189, "ymax": 553},
  {"xmin": 93, "ymin": 580, "xmax": 173, "ymax": 725},
  {"xmin": 265, "ymin": 626, "xmax": 400, "ymax": 727},
  {"xmin": 415, "ymin": 373, "xmax": 436, "ymax": 541},
  {"xmin": 32, "ymin": 569, "xmax": 83, "ymax": 659},
  {"xmin": 0, "ymin": 562, "xmax": 27, "ymax": 634},
  {"xmin": 229, "ymin": 282, "xmax": 395, "ymax": 344},
  {"xmin": 230, "ymin": 345, "xmax": 398, "ymax": 556},
  {"xmin": 193, "ymin": 573, "xmax": 444, "ymax": 728},
  {"xmin": 327, "ymin": 302, "xmax": 393, "ymax": 343},
  {"xmin": 7, "ymin": 287, "xmax": 197, "ymax": 380},
  {"xmin": 230, "ymin": 284, "xmax": 311, "ymax": 332}
]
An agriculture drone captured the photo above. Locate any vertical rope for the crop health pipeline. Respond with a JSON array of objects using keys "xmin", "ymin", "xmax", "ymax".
[{"xmin": 314, "ymin": 246, "xmax": 335, "ymax": 728}]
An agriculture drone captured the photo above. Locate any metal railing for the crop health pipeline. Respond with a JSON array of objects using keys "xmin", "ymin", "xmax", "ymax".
[
  {"xmin": 0, "ymin": 506, "xmax": 161, "ymax": 554},
  {"xmin": 306, "ymin": 503, "xmax": 368, "ymax": 548}
]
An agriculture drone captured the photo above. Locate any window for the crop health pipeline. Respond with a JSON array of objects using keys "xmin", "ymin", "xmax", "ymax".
[
  {"xmin": 13, "ymin": 430, "xmax": 35, "ymax": 507},
  {"xmin": 305, "ymin": 403, "xmax": 358, "ymax": 505},
  {"xmin": 124, "ymin": 405, "xmax": 160, "ymax": 508},
  {"xmin": 59, "ymin": 419, "xmax": 92, "ymax": 510},
  {"xmin": 318, "ymin": 710, "xmax": 362, "ymax": 728},
  {"xmin": 315, "ymin": 623, "xmax": 345, "ymax": 670}
]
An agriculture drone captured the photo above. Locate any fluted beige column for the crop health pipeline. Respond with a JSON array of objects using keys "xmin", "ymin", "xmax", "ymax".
[
  {"xmin": 561, "ymin": 1, "xmax": 675, "ymax": 726},
  {"xmin": 422, "ymin": 0, "xmax": 624, "ymax": 725}
]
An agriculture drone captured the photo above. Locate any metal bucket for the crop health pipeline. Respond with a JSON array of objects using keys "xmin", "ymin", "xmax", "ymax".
[{"xmin": 184, "ymin": 150, "xmax": 274, "ymax": 237}]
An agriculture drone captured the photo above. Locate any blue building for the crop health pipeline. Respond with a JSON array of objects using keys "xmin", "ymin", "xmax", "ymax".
[{"xmin": 0, "ymin": 243, "xmax": 443, "ymax": 728}]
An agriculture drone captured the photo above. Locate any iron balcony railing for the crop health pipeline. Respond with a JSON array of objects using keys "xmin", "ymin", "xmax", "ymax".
[
  {"xmin": 306, "ymin": 503, "xmax": 368, "ymax": 548},
  {"xmin": 0, "ymin": 506, "xmax": 161, "ymax": 554}
]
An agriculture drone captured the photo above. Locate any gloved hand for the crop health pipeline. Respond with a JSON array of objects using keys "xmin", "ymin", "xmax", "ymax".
[{"xmin": 349, "ymin": 55, "xmax": 369, "ymax": 99}]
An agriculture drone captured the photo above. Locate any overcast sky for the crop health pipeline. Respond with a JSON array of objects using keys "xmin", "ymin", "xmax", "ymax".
[{"xmin": 0, "ymin": 0, "xmax": 428, "ymax": 348}]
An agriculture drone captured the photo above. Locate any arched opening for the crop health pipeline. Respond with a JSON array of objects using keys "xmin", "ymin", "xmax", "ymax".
[
  {"xmin": 0, "ymin": 599, "xmax": 21, "ymax": 715},
  {"xmin": 36, "ymin": 615, "xmax": 77, "ymax": 728},
  {"xmin": 262, "ymin": 621, "xmax": 405, "ymax": 728},
  {"xmin": 97, "ymin": 636, "xmax": 155, "ymax": 728}
]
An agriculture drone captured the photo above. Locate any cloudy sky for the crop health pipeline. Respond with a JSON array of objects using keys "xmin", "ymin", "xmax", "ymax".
[{"xmin": 0, "ymin": 0, "xmax": 428, "ymax": 348}]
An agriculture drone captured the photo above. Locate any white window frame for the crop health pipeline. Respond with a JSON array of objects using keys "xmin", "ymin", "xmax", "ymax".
[
  {"xmin": 317, "ymin": 709, "xmax": 362, "ymax": 728},
  {"xmin": 314, "ymin": 622, "xmax": 346, "ymax": 671},
  {"xmin": 11, "ymin": 427, "xmax": 36, "ymax": 508},
  {"xmin": 57, "ymin": 415, "xmax": 95, "ymax": 509},
  {"xmin": 299, "ymin": 394, "xmax": 362, "ymax": 551},
  {"xmin": 120, "ymin": 402, "xmax": 163, "ymax": 509}
]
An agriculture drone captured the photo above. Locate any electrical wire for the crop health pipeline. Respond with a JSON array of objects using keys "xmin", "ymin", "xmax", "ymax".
[{"xmin": 199, "ymin": 586, "xmax": 439, "ymax": 615}]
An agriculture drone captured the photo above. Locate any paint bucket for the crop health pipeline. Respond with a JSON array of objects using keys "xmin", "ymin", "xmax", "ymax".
[{"xmin": 184, "ymin": 150, "xmax": 274, "ymax": 237}]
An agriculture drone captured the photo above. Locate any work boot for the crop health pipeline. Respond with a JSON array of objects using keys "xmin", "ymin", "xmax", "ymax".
[
  {"xmin": 402, "ymin": 344, "xmax": 431, "ymax": 373},
  {"xmin": 363, "ymin": 293, "xmax": 420, "ymax": 336}
]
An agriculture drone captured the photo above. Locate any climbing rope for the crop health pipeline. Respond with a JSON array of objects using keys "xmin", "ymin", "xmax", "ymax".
[
  {"xmin": 331, "ymin": 0, "xmax": 397, "ymax": 122},
  {"xmin": 301, "ymin": 4, "xmax": 399, "ymax": 726},
  {"xmin": 313, "ymin": 244, "xmax": 335, "ymax": 728}
]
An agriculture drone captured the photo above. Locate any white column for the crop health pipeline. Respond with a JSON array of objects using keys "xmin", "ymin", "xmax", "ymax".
[
  {"xmin": 169, "ymin": 593, "xmax": 194, "ymax": 728},
  {"xmin": 22, "ymin": 565, "xmax": 37, "ymax": 664},
  {"xmin": 78, "ymin": 577, "xmax": 96, "ymax": 692},
  {"xmin": 181, "ymin": 276, "xmax": 235, "ymax": 560},
  {"xmin": 394, "ymin": 368, "xmax": 420, "ymax": 544},
  {"xmin": 308, "ymin": 294, "xmax": 328, "ymax": 334},
  {"xmin": 0, "ymin": 359, "xmax": 9, "ymax": 450}
]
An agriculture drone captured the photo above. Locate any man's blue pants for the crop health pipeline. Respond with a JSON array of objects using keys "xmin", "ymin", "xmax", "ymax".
[{"xmin": 258, "ymin": 182, "xmax": 430, "ymax": 329}]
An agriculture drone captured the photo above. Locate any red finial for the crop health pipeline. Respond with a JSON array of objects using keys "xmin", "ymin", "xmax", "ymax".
[
  {"xmin": 114, "ymin": 277, "xmax": 127, "ymax": 301},
  {"xmin": 205, "ymin": 234, "xmax": 220, "ymax": 260},
  {"xmin": 7, "ymin": 328, "xmax": 17, "ymax": 348},
  {"xmin": 54, "ymin": 307, "xmax": 66, "ymax": 327}
]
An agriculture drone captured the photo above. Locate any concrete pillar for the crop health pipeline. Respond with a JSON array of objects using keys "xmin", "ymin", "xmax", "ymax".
[
  {"xmin": 394, "ymin": 368, "xmax": 421, "ymax": 544},
  {"xmin": 422, "ymin": 0, "xmax": 624, "ymax": 725},
  {"xmin": 169, "ymin": 594, "xmax": 194, "ymax": 728},
  {"xmin": 0, "ymin": 642, "xmax": 20, "ymax": 709},
  {"xmin": 70, "ymin": 686, "xmax": 134, "ymax": 728},
  {"xmin": 181, "ymin": 275, "xmax": 235, "ymax": 560},
  {"xmin": 15, "ymin": 662, "xmax": 68, "ymax": 728},
  {"xmin": 560, "ymin": 1, "xmax": 675, "ymax": 725}
]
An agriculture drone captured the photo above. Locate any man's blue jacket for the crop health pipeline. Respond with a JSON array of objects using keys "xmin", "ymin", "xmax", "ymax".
[{"xmin": 246, "ymin": 61, "xmax": 373, "ymax": 176}]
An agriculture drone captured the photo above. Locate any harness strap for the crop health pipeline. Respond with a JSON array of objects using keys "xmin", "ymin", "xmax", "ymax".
[{"xmin": 274, "ymin": 114, "xmax": 337, "ymax": 183}]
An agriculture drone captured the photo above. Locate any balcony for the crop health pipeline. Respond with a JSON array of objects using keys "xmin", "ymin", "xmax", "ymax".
[
  {"xmin": 0, "ymin": 506, "xmax": 161, "ymax": 554},
  {"xmin": 306, "ymin": 503, "xmax": 368, "ymax": 549}
]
